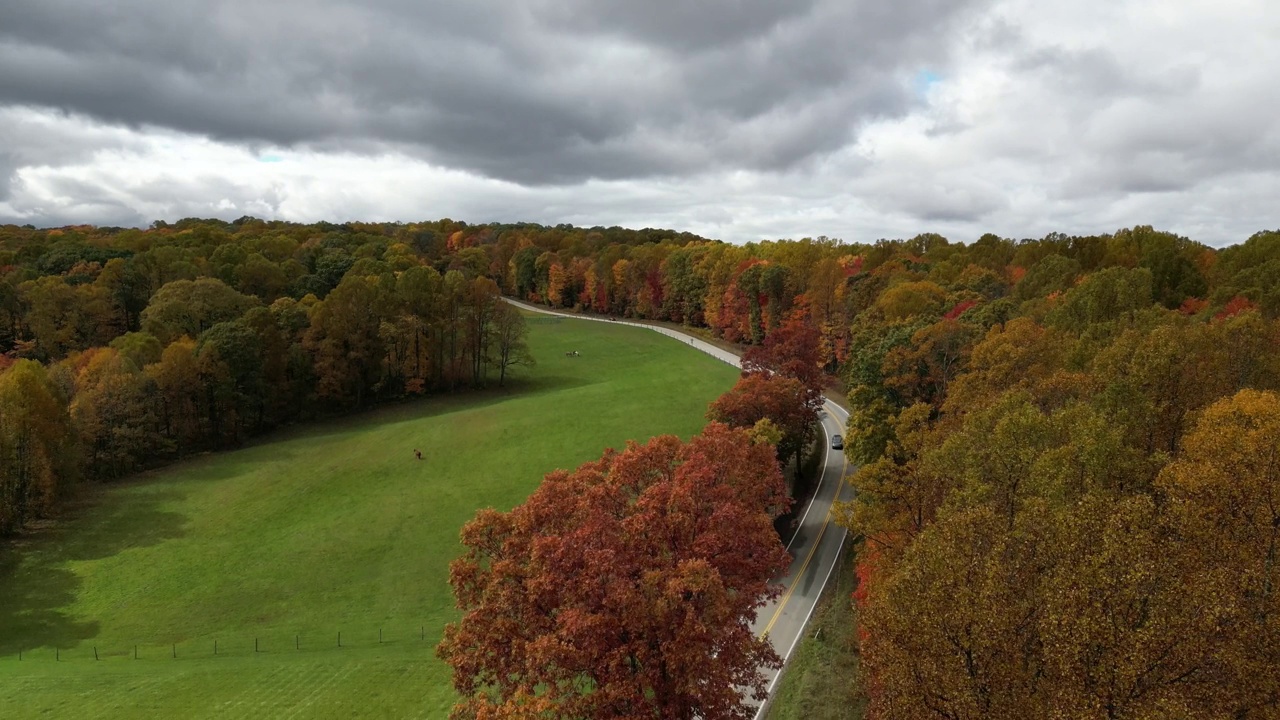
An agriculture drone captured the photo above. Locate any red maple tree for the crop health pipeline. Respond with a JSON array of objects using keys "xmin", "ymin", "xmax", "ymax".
[
  {"xmin": 943, "ymin": 299, "xmax": 978, "ymax": 320},
  {"xmin": 741, "ymin": 303, "xmax": 824, "ymax": 394},
  {"xmin": 1214, "ymin": 295, "xmax": 1257, "ymax": 321},
  {"xmin": 707, "ymin": 372, "xmax": 822, "ymax": 477},
  {"xmin": 438, "ymin": 423, "xmax": 792, "ymax": 719},
  {"xmin": 1178, "ymin": 297, "xmax": 1209, "ymax": 315}
]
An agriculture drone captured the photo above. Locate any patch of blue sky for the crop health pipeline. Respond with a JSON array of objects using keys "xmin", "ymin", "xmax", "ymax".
[
  {"xmin": 913, "ymin": 69, "xmax": 941, "ymax": 98},
  {"xmin": 258, "ymin": 154, "xmax": 285, "ymax": 163}
]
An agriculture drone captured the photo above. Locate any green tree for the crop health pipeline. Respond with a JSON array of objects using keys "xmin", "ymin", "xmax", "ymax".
[
  {"xmin": 17, "ymin": 276, "xmax": 113, "ymax": 359},
  {"xmin": 490, "ymin": 301, "xmax": 533, "ymax": 387},
  {"xmin": 881, "ymin": 318, "xmax": 978, "ymax": 408},
  {"xmin": 843, "ymin": 384, "xmax": 898, "ymax": 465},
  {"xmin": 1047, "ymin": 266, "xmax": 1153, "ymax": 332},
  {"xmin": 466, "ymin": 277, "xmax": 500, "ymax": 386},
  {"xmin": 1112, "ymin": 225, "xmax": 1208, "ymax": 309},
  {"xmin": 928, "ymin": 391, "xmax": 1055, "ymax": 526},
  {"xmin": 304, "ymin": 275, "xmax": 388, "ymax": 407},
  {"xmin": 838, "ymin": 404, "xmax": 952, "ymax": 554},
  {"xmin": 875, "ymin": 281, "xmax": 947, "ymax": 322},
  {"xmin": 237, "ymin": 253, "xmax": 291, "ymax": 301},
  {"xmin": 395, "ymin": 265, "xmax": 443, "ymax": 390},
  {"xmin": 197, "ymin": 320, "xmax": 264, "ymax": 442},
  {"xmin": 109, "ymin": 331, "xmax": 163, "ymax": 370},
  {"xmin": 95, "ymin": 257, "xmax": 151, "ymax": 333},
  {"xmin": 141, "ymin": 278, "xmax": 259, "ymax": 345},
  {"xmin": 1013, "ymin": 253, "xmax": 1080, "ymax": 302}
]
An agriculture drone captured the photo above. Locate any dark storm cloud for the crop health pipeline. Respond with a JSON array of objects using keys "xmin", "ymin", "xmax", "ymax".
[
  {"xmin": 0, "ymin": 152, "xmax": 14, "ymax": 200},
  {"xmin": 0, "ymin": 0, "xmax": 987, "ymax": 184}
]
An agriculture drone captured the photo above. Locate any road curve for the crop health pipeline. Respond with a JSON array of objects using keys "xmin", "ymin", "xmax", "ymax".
[{"xmin": 504, "ymin": 299, "xmax": 854, "ymax": 716}]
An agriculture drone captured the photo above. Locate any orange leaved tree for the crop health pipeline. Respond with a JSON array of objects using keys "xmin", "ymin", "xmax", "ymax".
[
  {"xmin": 707, "ymin": 373, "xmax": 821, "ymax": 482},
  {"xmin": 438, "ymin": 423, "xmax": 791, "ymax": 719}
]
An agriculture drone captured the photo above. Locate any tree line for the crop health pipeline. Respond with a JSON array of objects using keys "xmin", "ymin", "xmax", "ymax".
[
  {"xmin": 828, "ymin": 242, "xmax": 1280, "ymax": 717},
  {"xmin": 485, "ymin": 221, "xmax": 1280, "ymax": 717},
  {"xmin": 0, "ymin": 209, "xmax": 832, "ymax": 716},
  {"xmin": 4, "ymin": 215, "xmax": 1280, "ymax": 715},
  {"xmin": 0, "ymin": 219, "xmax": 537, "ymax": 535}
]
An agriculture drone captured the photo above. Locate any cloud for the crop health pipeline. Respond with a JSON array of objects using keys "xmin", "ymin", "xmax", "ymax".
[
  {"xmin": 1, "ymin": 0, "xmax": 1278, "ymax": 247},
  {"xmin": 0, "ymin": 106, "xmax": 150, "ymax": 213},
  {"xmin": 0, "ymin": 152, "xmax": 14, "ymax": 201},
  {"xmin": 0, "ymin": 0, "xmax": 987, "ymax": 184}
]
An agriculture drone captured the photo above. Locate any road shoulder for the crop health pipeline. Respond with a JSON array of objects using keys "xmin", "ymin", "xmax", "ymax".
[{"xmin": 763, "ymin": 535, "xmax": 866, "ymax": 720}]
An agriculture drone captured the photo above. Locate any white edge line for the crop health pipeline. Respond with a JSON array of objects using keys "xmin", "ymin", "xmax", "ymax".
[
  {"xmin": 752, "ymin": 522, "xmax": 850, "ymax": 720},
  {"xmin": 753, "ymin": 406, "xmax": 850, "ymax": 720},
  {"xmin": 782, "ymin": 422, "xmax": 829, "ymax": 554}
]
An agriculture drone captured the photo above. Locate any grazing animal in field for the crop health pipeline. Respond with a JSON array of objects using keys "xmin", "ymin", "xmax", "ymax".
[
  {"xmin": 565, "ymin": 350, "xmax": 580, "ymax": 357},
  {"xmin": 414, "ymin": 449, "xmax": 423, "ymax": 460}
]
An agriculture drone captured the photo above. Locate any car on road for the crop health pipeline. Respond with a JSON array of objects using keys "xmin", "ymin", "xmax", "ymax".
[{"xmin": 830, "ymin": 434, "xmax": 843, "ymax": 450}]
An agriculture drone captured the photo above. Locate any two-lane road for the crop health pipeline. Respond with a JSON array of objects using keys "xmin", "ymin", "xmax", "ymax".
[
  {"xmin": 750, "ymin": 399, "xmax": 854, "ymax": 718},
  {"xmin": 505, "ymin": 299, "xmax": 854, "ymax": 715}
]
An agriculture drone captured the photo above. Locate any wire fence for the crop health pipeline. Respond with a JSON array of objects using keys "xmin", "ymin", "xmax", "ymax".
[{"xmin": 5, "ymin": 624, "xmax": 436, "ymax": 664}]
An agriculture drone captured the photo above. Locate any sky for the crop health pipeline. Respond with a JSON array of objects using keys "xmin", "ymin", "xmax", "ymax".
[{"xmin": 0, "ymin": 0, "xmax": 1276, "ymax": 246}]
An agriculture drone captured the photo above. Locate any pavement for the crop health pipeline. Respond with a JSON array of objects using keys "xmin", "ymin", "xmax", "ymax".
[
  {"xmin": 504, "ymin": 299, "xmax": 855, "ymax": 717},
  {"xmin": 749, "ymin": 399, "xmax": 854, "ymax": 719}
]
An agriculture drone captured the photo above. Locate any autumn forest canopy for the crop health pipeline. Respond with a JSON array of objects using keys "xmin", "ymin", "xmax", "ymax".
[{"xmin": 2, "ymin": 216, "xmax": 1280, "ymax": 716}]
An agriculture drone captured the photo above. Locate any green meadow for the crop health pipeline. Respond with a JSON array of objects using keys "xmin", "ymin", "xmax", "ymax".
[{"xmin": 0, "ymin": 313, "xmax": 739, "ymax": 718}]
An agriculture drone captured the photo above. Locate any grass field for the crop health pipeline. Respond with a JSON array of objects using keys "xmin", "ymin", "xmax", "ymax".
[{"xmin": 0, "ymin": 314, "xmax": 739, "ymax": 718}]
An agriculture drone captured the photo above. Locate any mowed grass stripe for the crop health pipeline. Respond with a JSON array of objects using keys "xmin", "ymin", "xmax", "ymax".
[{"xmin": 0, "ymin": 314, "xmax": 738, "ymax": 717}]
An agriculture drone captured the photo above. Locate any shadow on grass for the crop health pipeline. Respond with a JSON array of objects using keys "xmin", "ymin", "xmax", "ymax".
[
  {"xmin": 0, "ymin": 372, "xmax": 598, "ymax": 655},
  {"xmin": 0, "ymin": 488, "xmax": 189, "ymax": 654}
]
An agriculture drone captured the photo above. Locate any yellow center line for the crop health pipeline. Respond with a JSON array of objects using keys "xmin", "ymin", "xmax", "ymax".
[{"xmin": 758, "ymin": 456, "xmax": 850, "ymax": 639}]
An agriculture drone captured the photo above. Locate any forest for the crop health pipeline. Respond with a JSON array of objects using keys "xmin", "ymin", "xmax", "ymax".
[
  {"xmin": 494, "ymin": 220, "xmax": 1280, "ymax": 717},
  {"xmin": 1, "ymin": 216, "xmax": 1279, "ymax": 716},
  {"xmin": 0, "ymin": 217, "xmax": 543, "ymax": 535}
]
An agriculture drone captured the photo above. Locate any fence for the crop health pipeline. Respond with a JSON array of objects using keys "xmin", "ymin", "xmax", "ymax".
[
  {"xmin": 505, "ymin": 298, "xmax": 743, "ymax": 370},
  {"xmin": 5, "ymin": 624, "xmax": 436, "ymax": 663}
]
